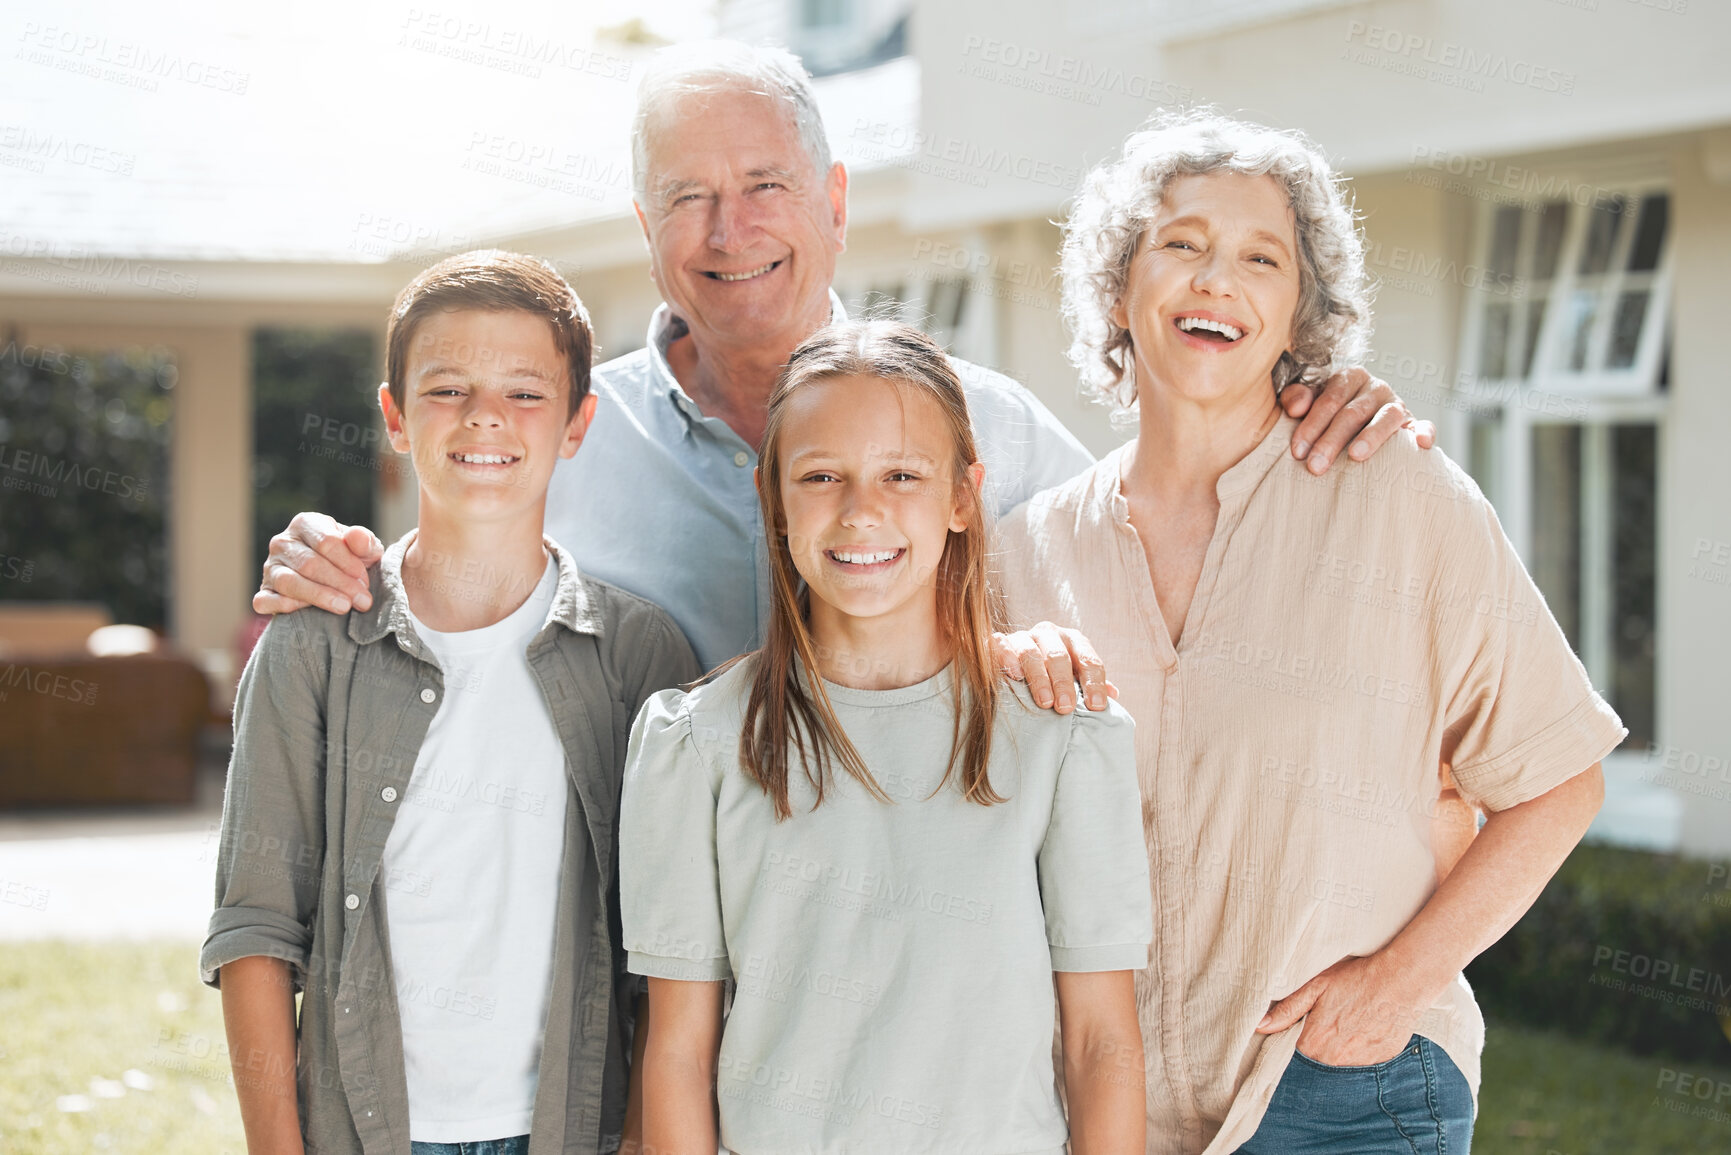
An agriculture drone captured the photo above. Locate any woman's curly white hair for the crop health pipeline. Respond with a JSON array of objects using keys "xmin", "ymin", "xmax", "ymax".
[{"xmin": 1060, "ymin": 109, "xmax": 1372, "ymax": 414}]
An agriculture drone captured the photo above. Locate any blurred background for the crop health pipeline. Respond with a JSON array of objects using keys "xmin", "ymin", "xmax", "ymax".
[{"xmin": 0, "ymin": 0, "xmax": 1727, "ymax": 1151}]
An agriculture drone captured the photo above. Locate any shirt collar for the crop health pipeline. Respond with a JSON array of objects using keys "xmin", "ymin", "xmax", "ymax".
[
  {"xmin": 347, "ymin": 531, "xmax": 605, "ymax": 651},
  {"xmin": 646, "ymin": 290, "xmax": 851, "ymax": 427},
  {"xmin": 1099, "ymin": 412, "xmax": 1299, "ymax": 524}
]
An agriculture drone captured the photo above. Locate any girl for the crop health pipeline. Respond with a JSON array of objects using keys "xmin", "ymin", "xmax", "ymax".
[{"xmin": 618, "ymin": 320, "xmax": 1152, "ymax": 1155}]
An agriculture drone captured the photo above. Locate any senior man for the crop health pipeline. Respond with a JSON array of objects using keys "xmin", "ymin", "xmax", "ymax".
[{"xmin": 255, "ymin": 39, "xmax": 1430, "ymax": 706}]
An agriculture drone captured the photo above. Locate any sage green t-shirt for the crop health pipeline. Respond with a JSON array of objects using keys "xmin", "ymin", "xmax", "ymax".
[{"xmin": 620, "ymin": 658, "xmax": 1152, "ymax": 1155}]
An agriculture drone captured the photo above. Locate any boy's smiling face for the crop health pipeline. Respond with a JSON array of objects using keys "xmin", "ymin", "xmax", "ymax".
[{"xmin": 380, "ymin": 307, "xmax": 596, "ymax": 524}]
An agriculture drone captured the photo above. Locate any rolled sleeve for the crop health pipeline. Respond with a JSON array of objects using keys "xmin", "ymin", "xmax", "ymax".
[
  {"xmin": 619, "ymin": 688, "xmax": 731, "ymax": 982},
  {"xmin": 199, "ymin": 906, "xmax": 315, "ymax": 986},
  {"xmin": 1037, "ymin": 702, "xmax": 1152, "ymax": 972},
  {"xmin": 200, "ymin": 614, "xmax": 332, "ymax": 990}
]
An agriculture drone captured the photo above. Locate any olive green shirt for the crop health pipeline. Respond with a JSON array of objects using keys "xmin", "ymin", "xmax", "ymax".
[{"xmin": 200, "ymin": 536, "xmax": 699, "ymax": 1155}]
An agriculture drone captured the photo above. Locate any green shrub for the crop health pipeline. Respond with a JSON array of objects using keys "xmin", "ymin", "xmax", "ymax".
[{"xmin": 1468, "ymin": 841, "xmax": 1731, "ymax": 1064}]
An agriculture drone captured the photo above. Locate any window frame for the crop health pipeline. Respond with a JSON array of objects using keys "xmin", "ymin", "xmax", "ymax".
[
  {"xmin": 1459, "ymin": 180, "xmax": 1676, "ymax": 400},
  {"xmin": 1457, "ymin": 181, "xmax": 1670, "ymax": 749}
]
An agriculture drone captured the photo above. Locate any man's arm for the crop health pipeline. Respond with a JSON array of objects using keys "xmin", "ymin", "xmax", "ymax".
[
  {"xmin": 1256, "ymin": 763, "xmax": 1604, "ymax": 1064},
  {"xmin": 1056, "ymin": 970, "xmax": 1145, "ymax": 1154},
  {"xmin": 1280, "ymin": 366, "xmax": 1437, "ymax": 475},
  {"xmin": 254, "ymin": 513, "xmax": 385, "ymax": 615},
  {"xmin": 221, "ymin": 956, "xmax": 304, "ymax": 1155},
  {"xmin": 641, "ymin": 977, "xmax": 724, "ymax": 1155}
]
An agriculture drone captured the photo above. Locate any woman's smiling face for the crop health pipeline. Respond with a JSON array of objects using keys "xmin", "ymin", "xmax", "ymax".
[{"xmin": 1112, "ymin": 171, "xmax": 1302, "ymax": 409}]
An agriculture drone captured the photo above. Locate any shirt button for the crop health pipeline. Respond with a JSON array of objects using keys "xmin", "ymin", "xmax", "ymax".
[
  {"xmin": 344, "ymin": 893, "xmax": 360, "ymax": 910},
  {"xmin": 381, "ymin": 786, "xmax": 398, "ymax": 803},
  {"xmin": 419, "ymin": 687, "xmax": 436, "ymax": 704},
  {"xmin": 733, "ymin": 451, "xmax": 749, "ymax": 467}
]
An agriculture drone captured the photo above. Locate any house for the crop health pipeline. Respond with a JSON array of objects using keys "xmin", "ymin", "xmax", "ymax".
[{"xmin": 2, "ymin": 0, "xmax": 1725, "ymax": 854}]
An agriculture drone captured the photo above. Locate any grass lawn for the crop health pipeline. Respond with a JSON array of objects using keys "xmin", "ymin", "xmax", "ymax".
[
  {"xmin": 3, "ymin": 940, "xmax": 1730, "ymax": 1153},
  {"xmin": 0, "ymin": 941, "xmax": 244, "ymax": 1154},
  {"xmin": 1476, "ymin": 1021, "xmax": 1731, "ymax": 1155}
]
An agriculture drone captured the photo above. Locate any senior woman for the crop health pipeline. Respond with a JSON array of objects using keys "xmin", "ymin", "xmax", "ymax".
[{"xmin": 997, "ymin": 112, "xmax": 1624, "ymax": 1155}]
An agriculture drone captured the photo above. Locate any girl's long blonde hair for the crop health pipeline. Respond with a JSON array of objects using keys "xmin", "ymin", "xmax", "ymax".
[{"xmin": 741, "ymin": 320, "xmax": 1006, "ymax": 820}]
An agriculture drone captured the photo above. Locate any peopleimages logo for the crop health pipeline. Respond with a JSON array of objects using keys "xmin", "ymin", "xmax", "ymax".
[
  {"xmin": 0, "ymin": 445, "xmax": 150, "ymax": 502},
  {"xmin": 15, "ymin": 22, "xmax": 251, "ymax": 95},
  {"xmin": 1343, "ymin": 21, "xmax": 1576, "ymax": 95},
  {"xmin": 0, "ymin": 663, "xmax": 99, "ymax": 706},
  {"xmin": 1592, "ymin": 946, "xmax": 1731, "ymax": 1001},
  {"xmin": 0, "ymin": 232, "xmax": 199, "ymax": 297}
]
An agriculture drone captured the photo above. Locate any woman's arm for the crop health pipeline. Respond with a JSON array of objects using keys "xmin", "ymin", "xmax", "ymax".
[
  {"xmin": 1257, "ymin": 763, "xmax": 1605, "ymax": 1064},
  {"xmin": 1056, "ymin": 970, "xmax": 1145, "ymax": 1154},
  {"xmin": 642, "ymin": 977, "xmax": 725, "ymax": 1155},
  {"xmin": 220, "ymin": 956, "xmax": 304, "ymax": 1155}
]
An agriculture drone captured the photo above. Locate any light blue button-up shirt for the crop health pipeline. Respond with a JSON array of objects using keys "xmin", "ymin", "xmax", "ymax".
[{"xmin": 545, "ymin": 297, "xmax": 1096, "ymax": 670}]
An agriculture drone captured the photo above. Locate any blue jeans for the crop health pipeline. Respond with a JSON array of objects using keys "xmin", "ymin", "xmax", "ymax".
[
  {"xmin": 409, "ymin": 1138, "xmax": 528, "ymax": 1155},
  {"xmin": 1235, "ymin": 1035, "xmax": 1474, "ymax": 1154}
]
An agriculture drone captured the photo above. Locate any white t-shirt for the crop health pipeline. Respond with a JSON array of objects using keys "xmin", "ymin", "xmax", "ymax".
[{"xmin": 385, "ymin": 554, "xmax": 567, "ymax": 1143}]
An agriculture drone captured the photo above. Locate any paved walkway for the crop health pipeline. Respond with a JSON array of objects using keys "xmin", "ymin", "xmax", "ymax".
[
  {"xmin": 0, "ymin": 747, "xmax": 1685, "ymax": 943},
  {"xmin": 0, "ymin": 758, "xmax": 224, "ymax": 942}
]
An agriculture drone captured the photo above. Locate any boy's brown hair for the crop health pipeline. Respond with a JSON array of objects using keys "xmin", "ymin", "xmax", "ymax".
[{"xmin": 385, "ymin": 250, "xmax": 594, "ymax": 418}]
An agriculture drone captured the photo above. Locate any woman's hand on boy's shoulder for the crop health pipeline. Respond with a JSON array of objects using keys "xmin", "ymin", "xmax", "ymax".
[
  {"xmin": 255, "ymin": 512, "xmax": 385, "ymax": 616},
  {"xmin": 994, "ymin": 622, "xmax": 1117, "ymax": 715}
]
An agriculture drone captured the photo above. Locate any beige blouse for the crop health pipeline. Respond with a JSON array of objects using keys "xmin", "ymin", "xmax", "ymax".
[{"xmin": 997, "ymin": 415, "xmax": 1625, "ymax": 1155}]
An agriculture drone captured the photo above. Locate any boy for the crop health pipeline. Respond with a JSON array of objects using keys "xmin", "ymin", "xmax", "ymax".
[{"xmin": 201, "ymin": 251, "xmax": 698, "ymax": 1155}]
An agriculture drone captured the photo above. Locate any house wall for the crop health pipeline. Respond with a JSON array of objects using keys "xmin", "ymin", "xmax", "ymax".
[
  {"xmin": 1661, "ymin": 134, "xmax": 1731, "ymax": 855},
  {"xmin": 910, "ymin": 0, "xmax": 1731, "ymax": 231}
]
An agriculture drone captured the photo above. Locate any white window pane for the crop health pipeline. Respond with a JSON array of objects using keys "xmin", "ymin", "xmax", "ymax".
[
  {"xmin": 1530, "ymin": 424, "xmax": 1582, "ymax": 649},
  {"xmin": 1626, "ymin": 194, "xmax": 1669, "ymax": 273},
  {"xmin": 1607, "ymin": 290, "xmax": 1651, "ymax": 370},
  {"xmin": 1532, "ymin": 202, "xmax": 1568, "ymax": 281},
  {"xmin": 1609, "ymin": 424, "xmax": 1657, "ymax": 747},
  {"xmin": 802, "ymin": 0, "xmax": 852, "ymax": 28},
  {"xmin": 1489, "ymin": 205, "xmax": 1522, "ymax": 280},
  {"xmin": 1577, "ymin": 197, "xmax": 1628, "ymax": 276},
  {"xmin": 1520, "ymin": 296, "xmax": 1548, "ymax": 378},
  {"xmin": 1564, "ymin": 289, "xmax": 1599, "ymax": 371},
  {"xmin": 1481, "ymin": 301, "xmax": 1512, "ymax": 378}
]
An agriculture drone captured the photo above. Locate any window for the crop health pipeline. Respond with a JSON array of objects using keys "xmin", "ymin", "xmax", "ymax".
[
  {"xmin": 1459, "ymin": 184, "xmax": 1671, "ymax": 751},
  {"xmin": 1468, "ymin": 189, "xmax": 1672, "ymax": 395},
  {"xmin": 801, "ymin": 0, "xmax": 852, "ymax": 29},
  {"xmin": 838, "ymin": 273, "xmax": 985, "ymax": 364},
  {"xmin": 791, "ymin": 0, "xmax": 908, "ymax": 76},
  {"xmin": 0, "ymin": 340, "xmax": 174, "ymax": 628}
]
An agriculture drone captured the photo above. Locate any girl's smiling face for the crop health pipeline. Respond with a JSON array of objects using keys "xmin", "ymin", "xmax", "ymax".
[
  {"xmin": 774, "ymin": 374, "xmax": 983, "ymax": 653},
  {"xmin": 1111, "ymin": 171, "xmax": 1302, "ymax": 408}
]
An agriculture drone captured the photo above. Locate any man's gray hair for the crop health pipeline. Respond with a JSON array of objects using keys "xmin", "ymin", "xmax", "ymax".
[
  {"xmin": 1060, "ymin": 109, "xmax": 1372, "ymax": 413},
  {"xmin": 631, "ymin": 40, "xmax": 834, "ymax": 200}
]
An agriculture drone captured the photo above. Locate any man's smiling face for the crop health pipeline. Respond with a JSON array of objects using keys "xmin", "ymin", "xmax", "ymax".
[{"xmin": 635, "ymin": 86, "xmax": 847, "ymax": 358}]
